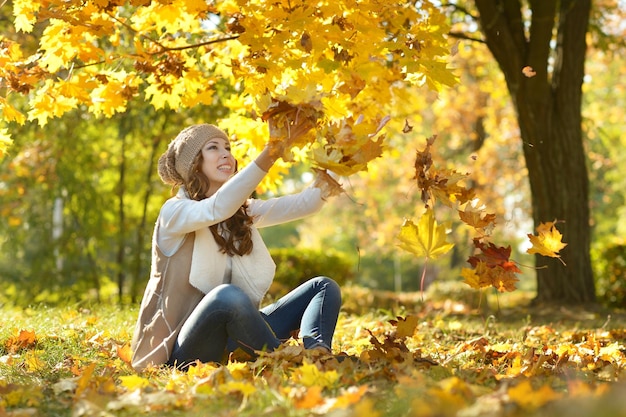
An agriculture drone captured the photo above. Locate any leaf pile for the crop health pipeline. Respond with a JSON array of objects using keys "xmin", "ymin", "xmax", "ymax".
[{"xmin": 1, "ymin": 295, "xmax": 626, "ymax": 417}]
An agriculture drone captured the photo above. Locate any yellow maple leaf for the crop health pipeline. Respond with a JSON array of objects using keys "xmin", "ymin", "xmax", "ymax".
[
  {"xmin": 508, "ymin": 379, "xmax": 562, "ymax": 410},
  {"xmin": 1, "ymin": 100, "xmax": 26, "ymax": 125},
  {"xmin": 25, "ymin": 350, "xmax": 46, "ymax": 372},
  {"xmin": 526, "ymin": 220, "xmax": 567, "ymax": 262},
  {"xmin": 295, "ymin": 361, "xmax": 339, "ymax": 389},
  {"xmin": 28, "ymin": 82, "xmax": 78, "ymax": 126},
  {"xmin": 0, "ymin": 128, "xmax": 14, "ymax": 158},
  {"xmin": 119, "ymin": 374, "xmax": 151, "ymax": 391},
  {"xmin": 218, "ymin": 380, "xmax": 257, "ymax": 396},
  {"xmin": 391, "ymin": 315, "xmax": 419, "ymax": 339},
  {"xmin": 461, "ymin": 267, "xmax": 483, "ymax": 290},
  {"xmin": 397, "ymin": 208, "xmax": 454, "ymax": 260},
  {"xmin": 13, "ymin": 0, "xmax": 40, "ymax": 33}
]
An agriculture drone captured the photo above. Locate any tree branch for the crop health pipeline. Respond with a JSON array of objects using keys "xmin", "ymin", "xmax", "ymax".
[
  {"xmin": 440, "ymin": 2, "xmax": 479, "ymax": 21},
  {"xmin": 448, "ymin": 31, "xmax": 486, "ymax": 44},
  {"xmin": 109, "ymin": 13, "xmax": 239, "ymax": 54}
]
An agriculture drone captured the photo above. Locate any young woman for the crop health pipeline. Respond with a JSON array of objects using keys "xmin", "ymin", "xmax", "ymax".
[{"xmin": 130, "ymin": 121, "xmax": 342, "ymax": 371}]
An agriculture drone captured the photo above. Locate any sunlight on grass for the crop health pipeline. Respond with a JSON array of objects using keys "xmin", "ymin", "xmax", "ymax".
[{"xmin": 1, "ymin": 287, "xmax": 626, "ymax": 417}]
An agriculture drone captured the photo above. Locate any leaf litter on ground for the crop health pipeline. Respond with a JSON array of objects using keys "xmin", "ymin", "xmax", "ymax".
[{"xmin": 1, "ymin": 285, "xmax": 626, "ymax": 417}]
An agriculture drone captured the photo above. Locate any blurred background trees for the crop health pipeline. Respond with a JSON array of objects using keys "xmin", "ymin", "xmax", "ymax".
[{"xmin": 1, "ymin": 1, "xmax": 624, "ymax": 307}]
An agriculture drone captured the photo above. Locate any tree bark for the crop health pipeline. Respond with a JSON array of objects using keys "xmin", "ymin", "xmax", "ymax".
[{"xmin": 474, "ymin": 0, "xmax": 595, "ymax": 304}]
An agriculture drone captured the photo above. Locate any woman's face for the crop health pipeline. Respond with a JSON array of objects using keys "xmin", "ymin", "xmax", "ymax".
[{"xmin": 200, "ymin": 137, "xmax": 236, "ymax": 196}]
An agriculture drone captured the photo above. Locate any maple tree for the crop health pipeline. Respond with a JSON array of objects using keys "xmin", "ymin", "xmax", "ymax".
[
  {"xmin": 0, "ymin": 0, "xmax": 456, "ymax": 185},
  {"xmin": 441, "ymin": 0, "xmax": 626, "ymax": 305}
]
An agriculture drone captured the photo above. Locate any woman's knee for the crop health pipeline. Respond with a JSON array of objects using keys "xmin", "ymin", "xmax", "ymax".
[
  {"xmin": 313, "ymin": 276, "xmax": 341, "ymax": 300},
  {"xmin": 205, "ymin": 284, "xmax": 252, "ymax": 309}
]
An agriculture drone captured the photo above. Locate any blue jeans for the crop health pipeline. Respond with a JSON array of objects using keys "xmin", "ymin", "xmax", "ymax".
[{"xmin": 167, "ymin": 276, "xmax": 341, "ymax": 369}]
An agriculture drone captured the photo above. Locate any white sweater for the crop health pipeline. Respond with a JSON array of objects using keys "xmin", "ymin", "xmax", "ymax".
[{"xmin": 155, "ymin": 161, "xmax": 326, "ymax": 306}]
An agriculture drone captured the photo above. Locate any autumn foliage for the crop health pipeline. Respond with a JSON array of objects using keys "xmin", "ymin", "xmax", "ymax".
[
  {"xmin": 397, "ymin": 135, "xmax": 567, "ymax": 293},
  {"xmin": 0, "ymin": 0, "xmax": 456, "ymax": 175}
]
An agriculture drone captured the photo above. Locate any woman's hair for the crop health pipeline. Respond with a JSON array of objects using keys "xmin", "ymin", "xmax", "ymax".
[{"xmin": 186, "ymin": 152, "xmax": 254, "ymax": 256}]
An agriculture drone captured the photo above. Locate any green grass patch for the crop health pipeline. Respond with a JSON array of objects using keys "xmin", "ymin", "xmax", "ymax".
[{"xmin": 1, "ymin": 287, "xmax": 626, "ymax": 417}]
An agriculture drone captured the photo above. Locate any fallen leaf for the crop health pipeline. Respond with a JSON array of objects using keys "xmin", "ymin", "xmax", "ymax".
[
  {"xmin": 294, "ymin": 361, "xmax": 339, "ymax": 388},
  {"xmin": 508, "ymin": 379, "xmax": 562, "ymax": 410}
]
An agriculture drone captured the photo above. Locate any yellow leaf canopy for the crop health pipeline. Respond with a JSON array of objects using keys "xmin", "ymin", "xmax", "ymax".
[{"xmin": 1, "ymin": 0, "xmax": 456, "ymax": 177}]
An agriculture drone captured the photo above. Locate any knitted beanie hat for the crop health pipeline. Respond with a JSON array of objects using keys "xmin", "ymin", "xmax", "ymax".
[{"xmin": 158, "ymin": 124, "xmax": 229, "ymax": 185}]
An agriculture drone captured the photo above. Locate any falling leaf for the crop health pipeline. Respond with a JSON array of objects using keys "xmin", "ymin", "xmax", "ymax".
[
  {"xmin": 461, "ymin": 267, "xmax": 484, "ymax": 290},
  {"xmin": 468, "ymin": 239, "xmax": 521, "ymax": 273},
  {"xmin": 397, "ymin": 208, "xmax": 454, "ymax": 260},
  {"xmin": 522, "ymin": 66, "xmax": 537, "ymax": 77},
  {"xmin": 527, "ymin": 220, "xmax": 567, "ymax": 263},
  {"xmin": 403, "ymin": 119, "xmax": 413, "ymax": 133},
  {"xmin": 464, "ymin": 261, "xmax": 519, "ymax": 292},
  {"xmin": 458, "ymin": 201, "xmax": 496, "ymax": 232},
  {"xmin": 311, "ymin": 168, "xmax": 344, "ymax": 199}
]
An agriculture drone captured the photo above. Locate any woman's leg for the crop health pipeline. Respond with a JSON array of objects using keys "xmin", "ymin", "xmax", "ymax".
[
  {"xmin": 167, "ymin": 284, "xmax": 280, "ymax": 369},
  {"xmin": 261, "ymin": 276, "xmax": 341, "ymax": 351}
]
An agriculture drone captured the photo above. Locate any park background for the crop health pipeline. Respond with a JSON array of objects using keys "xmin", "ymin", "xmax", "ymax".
[{"xmin": 1, "ymin": 1, "xmax": 626, "ymax": 416}]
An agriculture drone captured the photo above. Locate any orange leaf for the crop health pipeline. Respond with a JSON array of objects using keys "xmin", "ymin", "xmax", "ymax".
[
  {"xmin": 331, "ymin": 385, "xmax": 369, "ymax": 410},
  {"xmin": 463, "ymin": 261, "xmax": 519, "ymax": 292},
  {"xmin": 458, "ymin": 203, "xmax": 496, "ymax": 231},
  {"xmin": 522, "ymin": 66, "xmax": 537, "ymax": 77},
  {"xmin": 116, "ymin": 342, "xmax": 133, "ymax": 366},
  {"xmin": 5, "ymin": 329, "xmax": 37, "ymax": 353},
  {"xmin": 294, "ymin": 385, "xmax": 325, "ymax": 409}
]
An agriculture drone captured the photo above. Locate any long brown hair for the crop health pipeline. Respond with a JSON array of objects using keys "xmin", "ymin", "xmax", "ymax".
[{"xmin": 185, "ymin": 152, "xmax": 254, "ymax": 256}]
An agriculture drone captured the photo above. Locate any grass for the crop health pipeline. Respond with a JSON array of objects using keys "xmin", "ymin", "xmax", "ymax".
[{"xmin": 1, "ymin": 284, "xmax": 626, "ymax": 417}]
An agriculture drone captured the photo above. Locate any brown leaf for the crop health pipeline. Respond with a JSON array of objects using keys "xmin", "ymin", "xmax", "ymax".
[{"xmin": 300, "ymin": 32, "xmax": 313, "ymax": 53}]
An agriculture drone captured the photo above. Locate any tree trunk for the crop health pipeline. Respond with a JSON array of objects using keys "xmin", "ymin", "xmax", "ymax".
[{"xmin": 474, "ymin": 0, "xmax": 595, "ymax": 304}]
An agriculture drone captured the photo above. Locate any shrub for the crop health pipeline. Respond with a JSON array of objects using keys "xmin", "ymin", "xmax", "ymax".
[
  {"xmin": 595, "ymin": 242, "xmax": 626, "ymax": 308},
  {"xmin": 268, "ymin": 247, "xmax": 354, "ymax": 298}
]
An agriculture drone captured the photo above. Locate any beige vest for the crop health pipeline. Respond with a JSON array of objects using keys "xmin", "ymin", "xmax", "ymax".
[{"xmin": 130, "ymin": 232, "xmax": 204, "ymax": 371}]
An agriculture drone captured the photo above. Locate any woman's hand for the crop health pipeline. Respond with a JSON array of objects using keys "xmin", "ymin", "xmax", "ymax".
[
  {"xmin": 267, "ymin": 110, "xmax": 316, "ymax": 159},
  {"xmin": 255, "ymin": 109, "xmax": 316, "ymax": 172}
]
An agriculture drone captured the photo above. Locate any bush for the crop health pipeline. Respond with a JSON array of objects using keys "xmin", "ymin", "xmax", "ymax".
[
  {"xmin": 268, "ymin": 247, "xmax": 354, "ymax": 298},
  {"xmin": 595, "ymin": 242, "xmax": 626, "ymax": 308}
]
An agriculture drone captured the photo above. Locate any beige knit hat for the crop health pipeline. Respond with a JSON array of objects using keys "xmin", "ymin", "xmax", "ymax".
[{"xmin": 158, "ymin": 124, "xmax": 229, "ymax": 185}]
